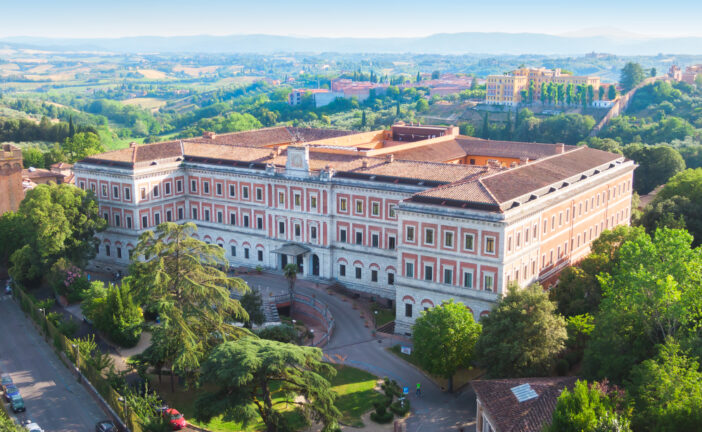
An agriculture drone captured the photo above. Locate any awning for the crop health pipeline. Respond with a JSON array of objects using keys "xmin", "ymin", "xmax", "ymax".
[{"xmin": 271, "ymin": 243, "xmax": 311, "ymax": 256}]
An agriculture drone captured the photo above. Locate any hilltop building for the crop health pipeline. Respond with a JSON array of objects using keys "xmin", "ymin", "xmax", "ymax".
[
  {"xmin": 0, "ymin": 144, "xmax": 24, "ymax": 216},
  {"xmin": 74, "ymin": 124, "xmax": 634, "ymax": 334},
  {"xmin": 486, "ymin": 68, "xmax": 601, "ymax": 106}
]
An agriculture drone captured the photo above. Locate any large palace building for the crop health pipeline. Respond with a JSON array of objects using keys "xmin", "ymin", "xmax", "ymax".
[{"xmin": 74, "ymin": 124, "xmax": 634, "ymax": 334}]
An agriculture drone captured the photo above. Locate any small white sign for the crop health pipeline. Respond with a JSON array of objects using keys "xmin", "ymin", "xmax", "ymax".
[{"xmin": 401, "ymin": 346, "xmax": 412, "ymax": 355}]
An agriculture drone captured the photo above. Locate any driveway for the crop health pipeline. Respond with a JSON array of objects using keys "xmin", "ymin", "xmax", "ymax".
[
  {"xmin": 0, "ymin": 294, "xmax": 107, "ymax": 432},
  {"xmin": 239, "ymin": 273, "xmax": 476, "ymax": 432}
]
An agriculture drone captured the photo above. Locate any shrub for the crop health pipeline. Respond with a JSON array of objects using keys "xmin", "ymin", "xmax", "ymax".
[
  {"xmin": 256, "ymin": 324, "xmax": 297, "ymax": 343},
  {"xmin": 370, "ymin": 403, "xmax": 394, "ymax": 424},
  {"xmin": 389, "ymin": 398, "xmax": 411, "ymax": 417},
  {"xmin": 556, "ymin": 358, "xmax": 570, "ymax": 376},
  {"xmin": 82, "ymin": 281, "xmax": 143, "ymax": 347}
]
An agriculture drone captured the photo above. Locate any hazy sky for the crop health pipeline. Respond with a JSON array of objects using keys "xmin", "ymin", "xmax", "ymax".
[{"xmin": 1, "ymin": 0, "xmax": 700, "ymax": 39}]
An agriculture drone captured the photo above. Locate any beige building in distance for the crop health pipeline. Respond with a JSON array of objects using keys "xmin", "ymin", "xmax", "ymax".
[{"xmin": 486, "ymin": 67, "xmax": 601, "ymax": 106}]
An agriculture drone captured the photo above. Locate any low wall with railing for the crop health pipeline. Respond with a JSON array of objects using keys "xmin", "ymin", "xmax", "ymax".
[{"xmin": 272, "ymin": 293, "xmax": 335, "ymax": 347}]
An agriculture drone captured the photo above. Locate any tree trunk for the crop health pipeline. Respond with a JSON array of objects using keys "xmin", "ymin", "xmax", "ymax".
[
  {"xmin": 448, "ymin": 374, "xmax": 454, "ymax": 393},
  {"xmin": 170, "ymin": 369, "xmax": 176, "ymax": 393}
]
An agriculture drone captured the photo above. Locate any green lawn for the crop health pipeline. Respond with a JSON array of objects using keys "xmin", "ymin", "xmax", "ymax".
[
  {"xmin": 150, "ymin": 364, "xmax": 383, "ymax": 431},
  {"xmin": 388, "ymin": 345, "xmax": 483, "ymax": 392},
  {"xmin": 371, "ymin": 302, "xmax": 395, "ymax": 329}
]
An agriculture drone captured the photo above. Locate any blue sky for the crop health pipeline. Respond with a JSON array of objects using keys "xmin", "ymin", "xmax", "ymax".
[{"xmin": 1, "ymin": 0, "xmax": 700, "ymax": 39}]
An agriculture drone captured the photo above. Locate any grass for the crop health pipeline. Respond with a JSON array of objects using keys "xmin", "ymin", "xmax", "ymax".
[
  {"xmin": 388, "ymin": 344, "xmax": 483, "ymax": 392},
  {"xmin": 371, "ymin": 302, "xmax": 395, "ymax": 329},
  {"xmin": 150, "ymin": 364, "xmax": 383, "ymax": 431}
]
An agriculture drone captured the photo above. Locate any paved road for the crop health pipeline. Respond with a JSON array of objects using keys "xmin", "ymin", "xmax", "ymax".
[
  {"xmin": 0, "ymin": 295, "xmax": 107, "ymax": 432},
  {"xmin": 240, "ymin": 274, "xmax": 476, "ymax": 431}
]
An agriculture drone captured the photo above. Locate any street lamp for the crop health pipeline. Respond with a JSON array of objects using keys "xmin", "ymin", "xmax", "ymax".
[
  {"xmin": 374, "ymin": 310, "xmax": 378, "ymax": 329},
  {"xmin": 38, "ymin": 308, "xmax": 45, "ymax": 318}
]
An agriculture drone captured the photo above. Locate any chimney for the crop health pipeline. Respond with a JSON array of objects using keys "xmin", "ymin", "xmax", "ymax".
[
  {"xmin": 202, "ymin": 131, "xmax": 216, "ymax": 140},
  {"xmin": 555, "ymin": 143, "xmax": 565, "ymax": 154},
  {"xmin": 362, "ymin": 160, "xmax": 369, "ymax": 169},
  {"xmin": 386, "ymin": 154, "xmax": 394, "ymax": 164},
  {"xmin": 269, "ymin": 151, "xmax": 276, "ymax": 159},
  {"xmin": 129, "ymin": 142, "xmax": 137, "ymax": 148}
]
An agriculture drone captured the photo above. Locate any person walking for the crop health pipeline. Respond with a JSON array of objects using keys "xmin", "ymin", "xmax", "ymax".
[{"xmin": 416, "ymin": 382, "xmax": 421, "ymax": 397}]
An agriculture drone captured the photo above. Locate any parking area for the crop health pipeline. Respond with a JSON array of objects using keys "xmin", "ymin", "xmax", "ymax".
[{"xmin": 0, "ymin": 294, "xmax": 107, "ymax": 432}]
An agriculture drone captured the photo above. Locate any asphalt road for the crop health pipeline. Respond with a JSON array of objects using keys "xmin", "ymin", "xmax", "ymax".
[{"xmin": 0, "ymin": 294, "xmax": 107, "ymax": 432}]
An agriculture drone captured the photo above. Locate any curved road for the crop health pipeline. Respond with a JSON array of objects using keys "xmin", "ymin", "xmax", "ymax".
[
  {"xmin": 241, "ymin": 274, "xmax": 476, "ymax": 431},
  {"xmin": 0, "ymin": 295, "xmax": 106, "ymax": 432}
]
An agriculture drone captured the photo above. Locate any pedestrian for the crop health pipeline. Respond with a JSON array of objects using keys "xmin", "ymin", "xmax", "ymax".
[{"xmin": 416, "ymin": 382, "xmax": 421, "ymax": 397}]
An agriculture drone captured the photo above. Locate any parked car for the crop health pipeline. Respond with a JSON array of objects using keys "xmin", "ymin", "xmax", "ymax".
[
  {"xmin": 95, "ymin": 420, "xmax": 116, "ymax": 432},
  {"xmin": 24, "ymin": 420, "xmax": 44, "ymax": 432},
  {"xmin": 160, "ymin": 408, "xmax": 186, "ymax": 430},
  {"xmin": 10, "ymin": 394, "xmax": 25, "ymax": 413},
  {"xmin": 1, "ymin": 373, "xmax": 13, "ymax": 392},
  {"xmin": 3, "ymin": 383, "xmax": 20, "ymax": 402}
]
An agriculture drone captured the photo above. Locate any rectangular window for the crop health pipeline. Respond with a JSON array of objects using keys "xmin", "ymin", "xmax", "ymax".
[
  {"xmin": 112, "ymin": 186, "xmax": 119, "ymax": 199},
  {"xmin": 425, "ymin": 228, "xmax": 434, "ymax": 245},
  {"xmin": 244, "ymin": 248, "xmax": 250, "ymax": 259},
  {"xmin": 424, "ymin": 265, "xmax": 433, "ymax": 281},
  {"xmin": 339, "ymin": 228, "xmax": 347, "ymax": 243},
  {"xmin": 192, "ymin": 208, "xmax": 198, "ymax": 220},
  {"xmin": 340, "ymin": 198, "xmax": 347, "ymax": 211},
  {"xmin": 117, "ymin": 247, "xmax": 122, "ymax": 259},
  {"xmin": 216, "ymin": 183, "xmax": 222, "ymax": 196},
  {"xmin": 389, "ymin": 204, "xmax": 396, "ymax": 218},
  {"xmin": 79, "ymin": 181, "xmax": 85, "ymax": 190},
  {"xmin": 229, "ymin": 184, "xmax": 236, "ymax": 197},
  {"xmin": 176, "ymin": 179, "xmax": 183, "ymax": 193},
  {"xmin": 406, "ymin": 262, "xmax": 414, "ymax": 278},
  {"xmin": 294, "ymin": 224, "xmax": 301, "ymax": 237},
  {"xmin": 256, "ymin": 187, "xmax": 262, "ymax": 201},
  {"xmin": 165, "ymin": 182, "xmax": 171, "ymax": 195},
  {"xmin": 114, "ymin": 214, "xmax": 121, "ymax": 227},
  {"xmin": 355, "ymin": 267, "xmax": 362, "ymax": 280},
  {"xmin": 154, "ymin": 213, "xmax": 160, "ymax": 225},
  {"xmin": 203, "ymin": 182, "xmax": 209, "ymax": 194},
  {"xmin": 543, "ymin": 219, "xmax": 547, "ymax": 234},
  {"xmin": 355, "ymin": 231, "xmax": 363, "ymax": 245},
  {"xmin": 294, "ymin": 193, "xmax": 301, "ymax": 206},
  {"xmin": 371, "ymin": 202, "xmax": 380, "ymax": 216},
  {"xmin": 371, "ymin": 270, "xmax": 378, "ymax": 282},
  {"xmin": 257, "ymin": 250, "xmax": 263, "ymax": 262},
  {"xmin": 242, "ymin": 186, "xmax": 249, "ymax": 199},
  {"xmin": 443, "ymin": 268, "xmax": 453, "ymax": 285},
  {"xmin": 152, "ymin": 185, "xmax": 159, "ymax": 198},
  {"xmin": 142, "ymin": 215, "xmax": 148, "ymax": 228},
  {"xmin": 310, "ymin": 196, "xmax": 317, "ymax": 209},
  {"xmin": 339, "ymin": 264, "xmax": 346, "ymax": 277},
  {"xmin": 406, "ymin": 226, "xmax": 415, "ymax": 242},
  {"xmin": 371, "ymin": 233, "xmax": 379, "ymax": 248},
  {"xmin": 444, "ymin": 231, "xmax": 454, "ymax": 248},
  {"xmin": 166, "ymin": 211, "xmax": 172, "ymax": 222},
  {"xmin": 217, "ymin": 211, "xmax": 223, "ymax": 224},
  {"xmin": 243, "ymin": 215, "xmax": 250, "ymax": 228},
  {"xmin": 279, "ymin": 221, "xmax": 285, "ymax": 234},
  {"xmin": 257, "ymin": 217, "xmax": 263, "ymax": 230},
  {"xmin": 231, "ymin": 246, "xmax": 237, "ymax": 257},
  {"xmin": 388, "ymin": 236, "xmax": 396, "ymax": 250},
  {"xmin": 178, "ymin": 208, "xmax": 184, "ymax": 220},
  {"xmin": 279, "ymin": 192, "xmax": 285, "ymax": 205},
  {"xmin": 485, "ymin": 237, "xmax": 496, "ymax": 254},
  {"xmin": 204, "ymin": 209, "xmax": 210, "ymax": 222},
  {"xmin": 140, "ymin": 188, "xmax": 146, "ymax": 200},
  {"xmin": 484, "ymin": 274, "xmax": 494, "ymax": 292},
  {"xmin": 230, "ymin": 213, "xmax": 236, "ymax": 225},
  {"xmin": 191, "ymin": 180, "xmax": 197, "ymax": 193},
  {"xmin": 311, "ymin": 226, "xmax": 317, "ymax": 240},
  {"xmin": 105, "ymin": 245, "xmax": 111, "ymax": 257},
  {"xmin": 388, "ymin": 273, "xmax": 395, "ymax": 285},
  {"xmin": 355, "ymin": 200, "xmax": 363, "ymax": 214},
  {"xmin": 101, "ymin": 184, "xmax": 107, "ymax": 197},
  {"xmin": 464, "ymin": 233, "xmax": 475, "ymax": 251},
  {"xmin": 405, "ymin": 303, "xmax": 413, "ymax": 318},
  {"xmin": 126, "ymin": 216, "xmax": 132, "ymax": 229},
  {"xmin": 463, "ymin": 271, "xmax": 473, "ymax": 289},
  {"xmin": 119, "ymin": 186, "xmax": 126, "ymax": 199}
]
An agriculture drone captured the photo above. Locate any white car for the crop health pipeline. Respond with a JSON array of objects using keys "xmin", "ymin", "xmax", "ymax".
[{"xmin": 24, "ymin": 421, "xmax": 44, "ymax": 432}]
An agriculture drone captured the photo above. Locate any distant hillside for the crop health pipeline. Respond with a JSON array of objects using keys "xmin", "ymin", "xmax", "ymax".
[{"xmin": 3, "ymin": 32, "xmax": 702, "ymax": 55}]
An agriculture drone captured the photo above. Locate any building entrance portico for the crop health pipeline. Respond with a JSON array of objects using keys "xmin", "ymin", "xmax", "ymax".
[{"xmin": 272, "ymin": 243, "xmax": 310, "ymax": 274}]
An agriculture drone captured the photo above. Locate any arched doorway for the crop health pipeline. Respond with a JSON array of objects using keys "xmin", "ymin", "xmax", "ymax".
[
  {"xmin": 312, "ymin": 254, "xmax": 320, "ymax": 276},
  {"xmin": 281, "ymin": 254, "xmax": 288, "ymax": 269},
  {"xmin": 296, "ymin": 255, "xmax": 304, "ymax": 274}
]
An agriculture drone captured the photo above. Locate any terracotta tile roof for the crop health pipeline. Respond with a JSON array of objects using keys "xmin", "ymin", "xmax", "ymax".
[
  {"xmin": 455, "ymin": 137, "xmax": 576, "ymax": 160},
  {"xmin": 472, "ymin": 377, "xmax": 578, "ymax": 432},
  {"xmin": 391, "ymin": 139, "xmax": 468, "ymax": 162},
  {"xmin": 411, "ymin": 147, "xmax": 626, "ymax": 211},
  {"xmin": 187, "ymin": 126, "xmax": 355, "ymax": 148}
]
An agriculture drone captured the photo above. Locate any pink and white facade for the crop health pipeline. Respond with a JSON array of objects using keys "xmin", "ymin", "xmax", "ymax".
[{"xmin": 74, "ymin": 125, "xmax": 635, "ymax": 334}]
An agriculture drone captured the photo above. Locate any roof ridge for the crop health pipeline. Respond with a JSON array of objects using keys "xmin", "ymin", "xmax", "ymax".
[
  {"xmin": 479, "ymin": 146, "xmax": 586, "ymax": 182},
  {"xmin": 131, "ymin": 143, "xmax": 137, "ymax": 164}
]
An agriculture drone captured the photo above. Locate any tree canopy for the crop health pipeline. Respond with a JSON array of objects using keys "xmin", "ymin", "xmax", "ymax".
[
  {"xmin": 412, "ymin": 300, "xmax": 481, "ymax": 392},
  {"xmin": 545, "ymin": 380, "xmax": 631, "ymax": 432},
  {"xmin": 194, "ymin": 338, "xmax": 340, "ymax": 432},
  {"xmin": 620, "ymin": 63, "xmax": 646, "ymax": 92},
  {"xmin": 475, "ymin": 284, "xmax": 567, "ymax": 378},
  {"xmin": 128, "ymin": 222, "xmax": 248, "ymax": 378}
]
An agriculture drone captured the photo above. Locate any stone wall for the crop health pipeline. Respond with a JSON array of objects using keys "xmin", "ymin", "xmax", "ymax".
[{"xmin": 0, "ymin": 144, "xmax": 24, "ymax": 215}]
